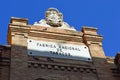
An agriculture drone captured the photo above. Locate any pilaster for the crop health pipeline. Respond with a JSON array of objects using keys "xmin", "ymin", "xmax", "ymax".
[
  {"xmin": 82, "ymin": 26, "xmax": 114, "ymax": 80},
  {"xmin": 8, "ymin": 17, "xmax": 29, "ymax": 80}
]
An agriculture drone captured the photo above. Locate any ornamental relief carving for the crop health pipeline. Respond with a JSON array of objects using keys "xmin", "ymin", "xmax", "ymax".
[{"xmin": 34, "ymin": 8, "xmax": 76, "ymax": 31}]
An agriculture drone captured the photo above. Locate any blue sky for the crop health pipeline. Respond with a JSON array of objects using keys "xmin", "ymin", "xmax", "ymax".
[{"xmin": 0, "ymin": 0, "xmax": 120, "ymax": 56}]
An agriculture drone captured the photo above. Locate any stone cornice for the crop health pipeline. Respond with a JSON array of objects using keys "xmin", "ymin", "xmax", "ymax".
[
  {"xmin": 82, "ymin": 27, "xmax": 103, "ymax": 46},
  {"xmin": 31, "ymin": 26, "xmax": 83, "ymax": 36},
  {"xmin": 29, "ymin": 31, "xmax": 83, "ymax": 42},
  {"xmin": 29, "ymin": 26, "xmax": 83, "ymax": 42},
  {"xmin": 82, "ymin": 26, "xmax": 98, "ymax": 35},
  {"xmin": 10, "ymin": 17, "xmax": 28, "ymax": 25}
]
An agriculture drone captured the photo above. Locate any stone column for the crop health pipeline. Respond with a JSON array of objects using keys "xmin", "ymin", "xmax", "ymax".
[{"xmin": 82, "ymin": 27, "xmax": 114, "ymax": 80}]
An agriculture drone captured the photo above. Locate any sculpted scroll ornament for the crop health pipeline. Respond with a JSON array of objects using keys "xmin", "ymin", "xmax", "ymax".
[{"xmin": 34, "ymin": 8, "xmax": 76, "ymax": 31}]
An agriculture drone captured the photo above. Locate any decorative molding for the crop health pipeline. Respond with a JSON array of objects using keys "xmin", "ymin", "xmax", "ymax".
[
  {"xmin": 28, "ymin": 62, "xmax": 96, "ymax": 73},
  {"xmin": 11, "ymin": 32, "xmax": 28, "ymax": 38},
  {"xmin": 10, "ymin": 17, "xmax": 28, "ymax": 25},
  {"xmin": 29, "ymin": 26, "xmax": 82, "ymax": 37},
  {"xmin": 83, "ymin": 34, "xmax": 103, "ymax": 46},
  {"xmin": 29, "ymin": 31, "xmax": 83, "ymax": 42},
  {"xmin": 87, "ymin": 41, "xmax": 102, "ymax": 46},
  {"xmin": 82, "ymin": 26, "xmax": 98, "ymax": 35}
]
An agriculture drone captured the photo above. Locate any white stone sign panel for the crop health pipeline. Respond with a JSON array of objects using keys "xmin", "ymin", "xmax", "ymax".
[{"xmin": 27, "ymin": 39, "xmax": 92, "ymax": 61}]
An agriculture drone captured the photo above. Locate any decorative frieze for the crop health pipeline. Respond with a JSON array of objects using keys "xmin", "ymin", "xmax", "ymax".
[
  {"xmin": 33, "ymin": 64, "xmax": 39, "ymax": 68},
  {"xmin": 47, "ymin": 65, "xmax": 52, "ymax": 69},
  {"xmin": 41, "ymin": 64, "xmax": 46, "ymax": 69},
  {"xmin": 80, "ymin": 68, "xmax": 84, "ymax": 72},
  {"xmin": 54, "ymin": 65, "xmax": 59, "ymax": 70},
  {"xmin": 28, "ymin": 62, "xmax": 96, "ymax": 73},
  {"xmin": 67, "ymin": 67, "xmax": 71, "ymax": 71}
]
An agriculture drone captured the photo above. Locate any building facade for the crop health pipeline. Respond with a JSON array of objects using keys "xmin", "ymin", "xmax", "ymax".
[{"xmin": 0, "ymin": 8, "xmax": 120, "ymax": 80}]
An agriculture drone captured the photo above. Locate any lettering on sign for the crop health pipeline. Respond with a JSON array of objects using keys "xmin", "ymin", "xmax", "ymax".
[{"xmin": 27, "ymin": 39, "xmax": 92, "ymax": 61}]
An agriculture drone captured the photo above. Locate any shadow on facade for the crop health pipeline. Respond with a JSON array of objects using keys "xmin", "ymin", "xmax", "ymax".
[
  {"xmin": 0, "ymin": 44, "xmax": 120, "ymax": 80},
  {"xmin": 0, "ymin": 45, "xmax": 11, "ymax": 80}
]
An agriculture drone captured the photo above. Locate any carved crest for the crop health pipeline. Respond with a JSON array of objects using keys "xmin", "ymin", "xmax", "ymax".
[
  {"xmin": 34, "ymin": 8, "xmax": 76, "ymax": 31},
  {"xmin": 45, "ymin": 8, "xmax": 63, "ymax": 27}
]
